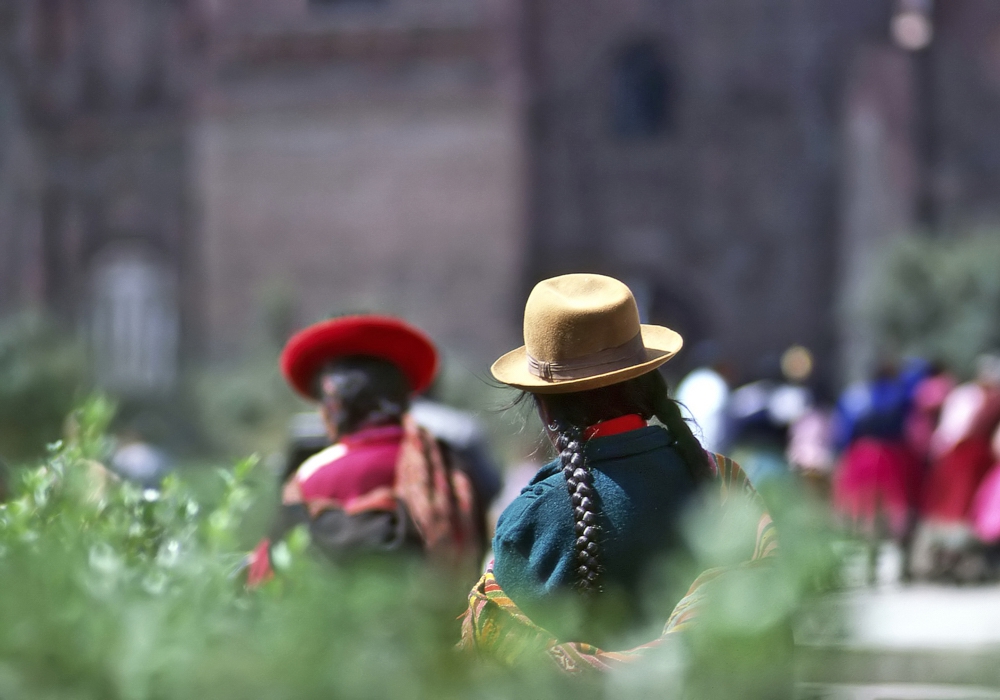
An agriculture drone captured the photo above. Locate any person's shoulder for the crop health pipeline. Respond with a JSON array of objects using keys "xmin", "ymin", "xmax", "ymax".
[
  {"xmin": 295, "ymin": 442, "xmax": 349, "ymax": 482},
  {"xmin": 526, "ymin": 458, "xmax": 562, "ymax": 486},
  {"xmin": 495, "ymin": 466, "xmax": 566, "ymax": 539},
  {"xmin": 704, "ymin": 450, "xmax": 762, "ymax": 503},
  {"xmin": 508, "ymin": 458, "xmax": 564, "ymax": 507},
  {"xmin": 704, "ymin": 450, "xmax": 740, "ymax": 480}
]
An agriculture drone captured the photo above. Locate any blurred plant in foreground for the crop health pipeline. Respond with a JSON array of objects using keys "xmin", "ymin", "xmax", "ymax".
[
  {"xmin": 0, "ymin": 397, "xmax": 840, "ymax": 700},
  {"xmin": 191, "ymin": 355, "xmax": 302, "ymax": 459},
  {"xmin": 0, "ymin": 312, "xmax": 87, "ymax": 462}
]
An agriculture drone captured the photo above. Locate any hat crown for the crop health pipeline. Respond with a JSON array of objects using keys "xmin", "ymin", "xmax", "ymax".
[{"xmin": 523, "ymin": 274, "xmax": 641, "ymax": 363}]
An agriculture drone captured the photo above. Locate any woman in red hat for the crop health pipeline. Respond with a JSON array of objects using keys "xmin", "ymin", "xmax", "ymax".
[{"xmin": 247, "ymin": 315, "xmax": 483, "ymax": 584}]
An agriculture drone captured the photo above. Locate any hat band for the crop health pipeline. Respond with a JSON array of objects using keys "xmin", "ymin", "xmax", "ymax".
[{"xmin": 527, "ymin": 332, "xmax": 647, "ymax": 382}]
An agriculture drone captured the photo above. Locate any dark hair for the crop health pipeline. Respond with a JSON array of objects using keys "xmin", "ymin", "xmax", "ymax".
[
  {"xmin": 317, "ymin": 356, "xmax": 411, "ymax": 436},
  {"xmin": 534, "ymin": 369, "xmax": 710, "ymax": 594}
]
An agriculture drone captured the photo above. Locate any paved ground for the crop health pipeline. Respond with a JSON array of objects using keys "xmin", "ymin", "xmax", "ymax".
[
  {"xmin": 796, "ymin": 579, "xmax": 1000, "ymax": 699},
  {"xmin": 800, "ymin": 584, "xmax": 1000, "ymax": 649},
  {"xmin": 797, "ymin": 683, "xmax": 1000, "ymax": 700}
]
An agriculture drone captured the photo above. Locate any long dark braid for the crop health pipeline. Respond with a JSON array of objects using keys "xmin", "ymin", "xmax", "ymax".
[
  {"xmin": 534, "ymin": 369, "xmax": 713, "ymax": 594},
  {"xmin": 646, "ymin": 371, "xmax": 714, "ymax": 483},
  {"xmin": 551, "ymin": 421, "xmax": 602, "ymax": 594}
]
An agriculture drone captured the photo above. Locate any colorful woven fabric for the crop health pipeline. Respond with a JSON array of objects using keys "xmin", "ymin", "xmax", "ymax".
[
  {"xmin": 459, "ymin": 453, "xmax": 777, "ymax": 672},
  {"xmin": 249, "ymin": 417, "xmax": 482, "ymax": 583},
  {"xmin": 395, "ymin": 416, "xmax": 482, "ymax": 566}
]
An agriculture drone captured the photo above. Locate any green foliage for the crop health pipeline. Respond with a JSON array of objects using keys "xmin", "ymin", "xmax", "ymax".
[
  {"xmin": 0, "ymin": 313, "xmax": 87, "ymax": 462},
  {"xmin": 862, "ymin": 233, "xmax": 1000, "ymax": 376},
  {"xmin": 190, "ymin": 280, "xmax": 304, "ymax": 459},
  {"xmin": 0, "ymin": 398, "xmax": 840, "ymax": 699},
  {"xmin": 192, "ymin": 356, "xmax": 305, "ymax": 458}
]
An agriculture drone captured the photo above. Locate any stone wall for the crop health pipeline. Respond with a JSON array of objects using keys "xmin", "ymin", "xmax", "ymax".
[
  {"xmin": 192, "ymin": 0, "xmax": 526, "ymax": 368},
  {"xmin": 928, "ymin": 0, "xmax": 1000, "ymax": 231},
  {"xmin": 522, "ymin": 0, "xmax": 890, "ymax": 383},
  {"xmin": 0, "ymin": 0, "xmax": 201, "ymax": 392},
  {"xmin": 8, "ymin": 0, "xmax": 1000, "ymax": 391}
]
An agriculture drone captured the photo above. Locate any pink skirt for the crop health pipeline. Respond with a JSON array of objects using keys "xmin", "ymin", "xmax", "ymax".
[
  {"xmin": 833, "ymin": 438, "xmax": 922, "ymax": 538},
  {"xmin": 972, "ymin": 463, "xmax": 1000, "ymax": 543}
]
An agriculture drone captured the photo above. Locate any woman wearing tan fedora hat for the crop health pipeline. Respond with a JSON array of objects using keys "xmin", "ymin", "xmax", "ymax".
[{"xmin": 459, "ymin": 274, "xmax": 778, "ymax": 671}]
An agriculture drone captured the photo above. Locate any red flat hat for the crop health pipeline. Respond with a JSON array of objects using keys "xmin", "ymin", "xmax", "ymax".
[{"xmin": 280, "ymin": 315, "xmax": 438, "ymax": 399}]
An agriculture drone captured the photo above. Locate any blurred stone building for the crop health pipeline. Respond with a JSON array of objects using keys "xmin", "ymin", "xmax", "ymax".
[
  {"xmin": 194, "ymin": 0, "xmax": 525, "ymax": 365},
  {"xmin": 519, "ymin": 0, "xmax": 877, "ymax": 380},
  {"xmin": 0, "ymin": 0, "xmax": 525, "ymax": 393},
  {"xmin": 0, "ymin": 0, "xmax": 204, "ymax": 393},
  {"xmin": 520, "ymin": 0, "xmax": 1000, "ymax": 382},
  {"xmin": 2, "ymin": 0, "xmax": 1000, "ymax": 393}
]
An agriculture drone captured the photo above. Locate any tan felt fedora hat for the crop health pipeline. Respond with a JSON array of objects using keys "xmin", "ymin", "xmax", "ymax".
[{"xmin": 492, "ymin": 273, "xmax": 683, "ymax": 393}]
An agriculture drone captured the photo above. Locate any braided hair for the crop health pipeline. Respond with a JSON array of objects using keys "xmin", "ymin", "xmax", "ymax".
[
  {"xmin": 535, "ymin": 369, "xmax": 711, "ymax": 594},
  {"xmin": 551, "ymin": 421, "xmax": 601, "ymax": 593}
]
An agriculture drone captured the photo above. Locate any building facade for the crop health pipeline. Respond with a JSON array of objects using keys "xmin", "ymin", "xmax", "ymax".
[
  {"xmin": 0, "ymin": 0, "xmax": 526, "ymax": 390},
  {"xmin": 520, "ymin": 0, "xmax": 1000, "ymax": 383},
  {"xmin": 193, "ymin": 0, "xmax": 526, "ymax": 365},
  {"xmin": 0, "ymin": 0, "xmax": 203, "ymax": 392},
  {"xmin": 4, "ymin": 0, "xmax": 1000, "ymax": 393},
  {"xmin": 519, "ymin": 0, "xmax": 880, "ymax": 383}
]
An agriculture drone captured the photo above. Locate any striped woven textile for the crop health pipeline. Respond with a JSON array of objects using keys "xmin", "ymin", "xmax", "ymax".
[
  {"xmin": 248, "ymin": 418, "xmax": 483, "ymax": 586},
  {"xmin": 459, "ymin": 453, "xmax": 778, "ymax": 673}
]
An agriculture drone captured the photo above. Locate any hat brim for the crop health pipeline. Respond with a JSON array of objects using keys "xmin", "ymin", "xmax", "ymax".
[
  {"xmin": 491, "ymin": 325, "xmax": 683, "ymax": 394},
  {"xmin": 281, "ymin": 315, "xmax": 438, "ymax": 400}
]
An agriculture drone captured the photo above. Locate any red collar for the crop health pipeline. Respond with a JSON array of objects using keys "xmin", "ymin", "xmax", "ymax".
[{"xmin": 584, "ymin": 414, "xmax": 646, "ymax": 440}]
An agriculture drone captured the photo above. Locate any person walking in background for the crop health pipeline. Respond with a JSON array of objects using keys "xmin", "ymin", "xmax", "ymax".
[
  {"xmin": 247, "ymin": 315, "xmax": 484, "ymax": 585},
  {"xmin": 904, "ymin": 361, "xmax": 955, "ymax": 467},
  {"xmin": 831, "ymin": 360, "xmax": 922, "ymax": 582},
  {"xmin": 727, "ymin": 345, "xmax": 815, "ymax": 489},
  {"xmin": 675, "ymin": 343, "xmax": 731, "ymax": 454},
  {"xmin": 786, "ymin": 402, "xmax": 834, "ymax": 499},
  {"xmin": 783, "ymin": 347, "xmax": 836, "ymax": 501},
  {"xmin": 923, "ymin": 354, "xmax": 1000, "ymax": 522},
  {"xmin": 911, "ymin": 355, "xmax": 1000, "ymax": 581},
  {"xmin": 460, "ymin": 274, "xmax": 780, "ymax": 675},
  {"xmin": 969, "ymin": 422, "xmax": 1000, "ymax": 552}
]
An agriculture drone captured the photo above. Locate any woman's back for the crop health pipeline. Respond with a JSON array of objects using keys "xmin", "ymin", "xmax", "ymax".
[
  {"xmin": 461, "ymin": 274, "xmax": 782, "ymax": 678},
  {"xmin": 494, "ymin": 424, "xmax": 699, "ymax": 645}
]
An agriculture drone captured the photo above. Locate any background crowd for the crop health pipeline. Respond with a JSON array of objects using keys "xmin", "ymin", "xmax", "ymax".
[{"xmin": 676, "ymin": 345, "xmax": 1000, "ymax": 584}]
